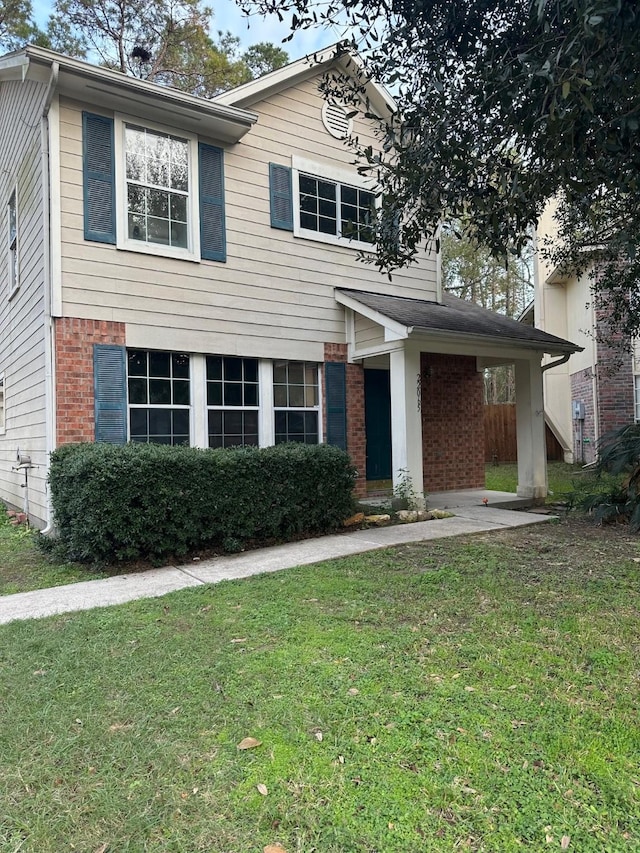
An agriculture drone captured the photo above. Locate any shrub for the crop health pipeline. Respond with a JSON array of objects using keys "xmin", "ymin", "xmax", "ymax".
[
  {"xmin": 570, "ymin": 424, "xmax": 640, "ymax": 528},
  {"xmin": 47, "ymin": 442, "xmax": 357, "ymax": 563}
]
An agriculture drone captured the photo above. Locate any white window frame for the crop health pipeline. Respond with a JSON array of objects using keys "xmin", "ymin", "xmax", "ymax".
[
  {"xmin": 7, "ymin": 186, "xmax": 18, "ymax": 297},
  {"xmin": 0, "ymin": 373, "xmax": 5, "ymax": 434},
  {"xmin": 126, "ymin": 350, "xmax": 193, "ymax": 446},
  {"xmin": 273, "ymin": 359, "xmax": 323, "ymax": 445},
  {"xmin": 206, "ymin": 355, "xmax": 260, "ymax": 449},
  {"xmin": 292, "ymin": 155, "xmax": 379, "ymax": 251},
  {"xmin": 114, "ymin": 114, "xmax": 200, "ymax": 262}
]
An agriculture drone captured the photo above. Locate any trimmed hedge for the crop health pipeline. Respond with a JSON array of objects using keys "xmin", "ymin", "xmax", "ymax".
[{"xmin": 48, "ymin": 442, "xmax": 357, "ymax": 563}]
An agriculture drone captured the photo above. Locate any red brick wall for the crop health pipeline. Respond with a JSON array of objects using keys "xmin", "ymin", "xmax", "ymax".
[
  {"xmin": 569, "ymin": 369, "xmax": 595, "ymax": 464},
  {"xmin": 323, "ymin": 343, "xmax": 366, "ymax": 497},
  {"xmin": 55, "ymin": 318, "xmax": 126, "ymax": 446},
  {"xmin": 595, "ymin": 337, "xmax": 634, "ymax": 438},
  {"xmin": 420, "ymin": 353, "xmax": 485, "ymax": 492}
]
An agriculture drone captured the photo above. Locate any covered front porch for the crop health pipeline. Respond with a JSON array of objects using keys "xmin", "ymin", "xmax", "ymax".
[{"xmin": 334, "ymin": 289, "xmax": 581, "ymax": 508}]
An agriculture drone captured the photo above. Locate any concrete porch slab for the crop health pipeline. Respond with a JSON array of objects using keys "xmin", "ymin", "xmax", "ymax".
[{"xmin": 427, "ymin": 488, "xmax": 533, "ymax": 510}]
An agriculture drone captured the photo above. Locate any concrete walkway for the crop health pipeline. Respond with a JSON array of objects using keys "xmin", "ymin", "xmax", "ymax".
[{"xmin": 0, "ymin": 506, "xmax": 553, "ymax": 626}]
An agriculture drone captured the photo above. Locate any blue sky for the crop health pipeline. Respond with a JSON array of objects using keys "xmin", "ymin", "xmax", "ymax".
[{"xmin": 32, "ymin": 0, "xmax": 341, "ymax": 62}]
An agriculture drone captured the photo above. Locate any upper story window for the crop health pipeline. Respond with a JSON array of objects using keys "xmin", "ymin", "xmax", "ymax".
[
  {"xmin": 116, "ymin": 117, "xmax": 199, "ymax": 261},
  {"xmin": 125, "ymin": 125, "xmax": 190, "ymax": 250},
  {"xmin": 291, "ymin": 156, "xmax": 378, "ymax": 251},
  {"xmin": 299, "ymin": 175, "xmax": 375, "ymax": 245},
  {"xmin": 82, "ymin": 112, "xmax": 226, "ymax": 263},
  {"xmin": 7, "ymin": 189, "xmax": 18, "ymax": 295}
]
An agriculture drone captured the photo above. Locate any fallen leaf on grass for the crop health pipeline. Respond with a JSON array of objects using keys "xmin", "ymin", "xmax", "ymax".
[
  {"xmin": 314, "ymin": 731, "xmax": 323, "ymax": 742},
  {"xmin": 257, "ymin": 783, "xmax": 268, "ymax": 796},
  {"xmin": 230, "ymin": 638, "xmax": 247, "ymax": 644},
  {"xmin": 561, "ymin": 836, "xmax": 570, "ymax": 849},
  {"xmin": 94, "ymin": 845, "xmax": 109, "ymax": 853},
  {"xmin": 33, "ymin": 669, "xmax": 46, "ymax": 676},
  {"xmin": 347, "ymin": 688, "xmax": 359, "ymax": 695},
  {"xmin": 237, "ymin": 737, "xmax": 262, "ymax": 750},
  {"xmin": 108, "ymin": 722, "xmax": 133, "ymax": 732},
  {"xmin": 264, "ymin": 846, "xmax": 288, "ymax": 853}
]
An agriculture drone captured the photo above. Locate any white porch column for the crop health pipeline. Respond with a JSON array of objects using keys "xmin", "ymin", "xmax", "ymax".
[
  {"xmin": 515, "ymin": 357, "xmax": 547, "ymax": 499},
  {"xmin": 389, "ymin": 346, "xmax": 425, "ymax": 508}
]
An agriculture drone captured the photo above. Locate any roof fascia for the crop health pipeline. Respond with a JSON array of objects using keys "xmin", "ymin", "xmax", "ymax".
[
  {"xmin": 1, "ymin": 46, "xmax": 257, "ymax": 142},
  {"xmin": 409, "ymin": 325, "xmax": 582, "ymax": 357}
]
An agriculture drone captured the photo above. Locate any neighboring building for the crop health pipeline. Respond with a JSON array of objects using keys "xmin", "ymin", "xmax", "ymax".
[
  {"xmin": 0, "ymin": 45, "xmax": 580, "ymax": 527},
  {"xmin": 534, "ymin": 203, "xmax": 634, "ymax": 464}
]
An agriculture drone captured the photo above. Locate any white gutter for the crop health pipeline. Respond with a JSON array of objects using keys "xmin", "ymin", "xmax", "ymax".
[{"xmin": 40, "ymin": 61, "xmax": 59, "ymax": 534}]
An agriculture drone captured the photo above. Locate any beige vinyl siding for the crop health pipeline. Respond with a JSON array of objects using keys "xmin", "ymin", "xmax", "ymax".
[
  {"xmin": 58, "ymin": 76, "xmax": 438, "ymax": 361},
  {"xmin": 355, "ymin": 314, "xmax": 385, "ymax": 349},
  {"xmin": 0, "ymin": 79, "xmax": 48, "ymax": 525}
]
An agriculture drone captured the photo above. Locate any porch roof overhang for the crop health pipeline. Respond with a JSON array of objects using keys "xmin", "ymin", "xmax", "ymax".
[{"xmin": 336, "ymin": 288, "xmax": 582, "ymax": 358}]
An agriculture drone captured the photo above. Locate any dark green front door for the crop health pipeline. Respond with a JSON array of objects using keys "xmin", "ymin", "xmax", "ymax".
[{"xmin": 364, "ymin": 368, "xmax": 392, "ymax": 481}]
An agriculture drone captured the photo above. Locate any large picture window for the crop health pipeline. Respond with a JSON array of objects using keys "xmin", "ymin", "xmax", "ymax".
[
  {"xmin": 273, "ymin": 360, "xmax": 319, "ymax": 444},
  {"xmin": 207, "ymin": 356, "xmax": 259, "ymax": 448},
  {"xmin": 127, "ymin": 350, "xmax": 190, "ymax": 445}
]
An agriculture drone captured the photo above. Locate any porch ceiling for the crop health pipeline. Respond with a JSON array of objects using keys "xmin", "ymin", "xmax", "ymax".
[{"xmin": 337, "ymin": 289, "xmax": 582, "ymax": 357}]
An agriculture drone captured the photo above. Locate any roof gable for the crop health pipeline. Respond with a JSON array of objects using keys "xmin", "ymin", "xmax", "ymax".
[{"xmin": 214, "ymin": 43, "xmax": 396, "ymax": 119}]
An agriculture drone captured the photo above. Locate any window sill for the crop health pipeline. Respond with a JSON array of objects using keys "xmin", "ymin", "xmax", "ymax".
[
  {"xmin": 117, "ymin": 239, "xmax": 200, "ymax": 264},
  {"xmin": 294, "ymin": 227, "xmax": 376, "ymax": 253}
]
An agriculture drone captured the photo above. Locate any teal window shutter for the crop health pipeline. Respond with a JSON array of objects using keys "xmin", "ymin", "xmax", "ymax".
[
  {"xmin": 199, "ymin": 143, "xmax": 226, "ymax": 261},
  {"xmin": 325, "ymin": 361, "xmax": 347, "ymax": 451},
  {"xmin": 94, "ymin": 344, "xmax": 127, "ymax": 444},
  {"xmin": 269, "ymin": 163, "xmax": 293, "ymax": 231},
  {"xmin": 82, "ymin": 112, "xmax": 116, "ymax": 244}
]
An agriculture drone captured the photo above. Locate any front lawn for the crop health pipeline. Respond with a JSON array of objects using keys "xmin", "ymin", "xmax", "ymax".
[
  {"xmin": 1, "ymin": 519, "xmax": 638, "ymax": 851},
  {"xmin": 0, "ymin": 510, "xmax": 105, "ymax": 596},
  {"xmin": 485, "ymin": 461, "xmax": 583, "ymax": 499}
]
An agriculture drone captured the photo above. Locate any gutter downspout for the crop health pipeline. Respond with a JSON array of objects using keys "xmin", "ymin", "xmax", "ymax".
[
  {"xmin": 41, "ymin": 61, "xmax": 59, "ymax": 534},
  {"xmin": 541, "ymin": 353, "xmax": 571, "ymax": 373}
]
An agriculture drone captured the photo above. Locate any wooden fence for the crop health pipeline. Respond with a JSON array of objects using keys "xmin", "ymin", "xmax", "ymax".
[{"xmin": 484, "ymin": 404, "xmax": 564, "ymax": 463}]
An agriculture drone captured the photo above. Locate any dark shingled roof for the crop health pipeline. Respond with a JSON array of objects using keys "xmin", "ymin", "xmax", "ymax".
[{"xmin": 338, "ymin": 289, "xmax": 581, "ymax": 355}]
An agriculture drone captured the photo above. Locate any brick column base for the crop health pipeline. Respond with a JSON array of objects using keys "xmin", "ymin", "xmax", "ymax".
[
  {"xmin": 55, "ymin": 318, "xmax": 126, "ymax": 446},
  {"xmin": 323, "ymin": 343, "xmax": 366, "ymax": 497}
]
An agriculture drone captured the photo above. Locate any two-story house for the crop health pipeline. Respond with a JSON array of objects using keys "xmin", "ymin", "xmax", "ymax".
[
  {"xmin": 533, "ymin": 202, "xmax": 635, "ymax": 464},
  {"xmin": 0, "ymin": 44, "xmax": 580, "ymax": 528}
]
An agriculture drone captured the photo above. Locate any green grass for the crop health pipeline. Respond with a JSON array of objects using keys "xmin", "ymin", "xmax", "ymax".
[
  {"xmin": 0, "ymin": 510, "xmax": 107, "ymax": 596},
  {"xmin": 485, "ymin": 461, "xmax": 582, "ymax": 498},
  {"xmin": 1, "ymin": 519, "xmax": 639, "ymax": 851}
]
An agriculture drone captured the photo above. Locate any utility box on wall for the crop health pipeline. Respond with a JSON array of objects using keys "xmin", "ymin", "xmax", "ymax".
[{"xmin": 572, "ymin": 400, "xmax": 585, "ymax": 420}]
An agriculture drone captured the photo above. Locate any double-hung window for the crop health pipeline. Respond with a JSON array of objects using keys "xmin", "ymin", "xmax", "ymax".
[
  {"xmin": 125, "ymin": 125, "xmax": 189, "ymax": 249},
  {"xmin": 292, "ymin": 157, "xmax": 377, "ymax": 250},
  {"xmin": 274, "ymin": 361, "xmax": 320, "ymax": 444},
  {"xmin": 114, "ymin": 117, "xmax": 200, "ymax": 260},
  {"xmin": 128, "ymin": 350, "xmax": 190, "ymax": 445},
  {"xmin": 207, "ymin": 356, "xmax": 259, "ymax": 448},
  {"xmin": 7, "ymin": 189, "xmax": 17, "ymax": 294}
]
